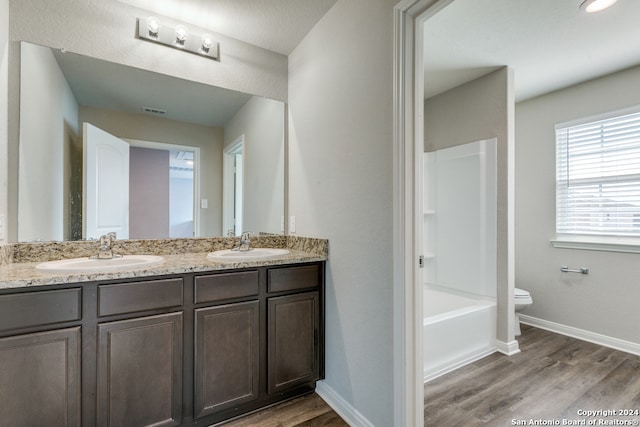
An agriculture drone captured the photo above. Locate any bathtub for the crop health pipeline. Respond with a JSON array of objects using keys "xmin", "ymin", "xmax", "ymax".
[{"xmin": 423, "ymin": 284, "xmax": 497, "ymax": 382}]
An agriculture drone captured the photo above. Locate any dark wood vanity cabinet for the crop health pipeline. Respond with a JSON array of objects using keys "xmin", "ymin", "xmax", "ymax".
[
  {"xmin": 0, "ymin": 261, "xmax": 324, "ymax": 427},
  {"xmin": 0, "ymin": 288, "xmax": 82, "ymax": 427},
  {"xmin": 267, "ymin": 264, "xmax": 322, "ymax": 395}
]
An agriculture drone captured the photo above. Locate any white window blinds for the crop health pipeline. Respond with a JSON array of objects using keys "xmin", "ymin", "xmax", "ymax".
[{"xmin": 556, "ymin": 110, "xmax": 640, "ymax": 237}]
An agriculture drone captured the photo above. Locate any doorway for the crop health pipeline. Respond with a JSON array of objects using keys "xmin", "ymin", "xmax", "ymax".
[{"xmin": 223, "ymin": 136, "xmax": 244, "ymax": 236}]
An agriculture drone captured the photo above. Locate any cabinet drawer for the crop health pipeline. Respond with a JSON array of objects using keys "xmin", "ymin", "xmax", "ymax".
[
  {"xmin": 194, "ymin": 271, "xmax": 259, "ymax": 304},
  {"xmin": 0, "ymin": 288, "xmax": 81, "ymax": 332},
  {"xmin": 98, "ymin": 278, "xmax": 183, "ymax": 317},
  {"xmin": 268, "ymin": 264, "xmax": 319, "ymax": 293}
]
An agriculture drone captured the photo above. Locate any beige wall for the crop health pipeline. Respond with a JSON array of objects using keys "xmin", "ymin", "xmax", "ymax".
[
  {"xmin": 288, "ymin": 0, "xmax": 396, "ymax": 424},
  {"xmin": 515, "ymin": 65, "xmax": 640, "ymax": 344},
  {"xmin": 224, "ymin": 96, "xmax": 284, "ymax": 235},
  {"xmin": 425, "ymin": 67, "xmax": 517, "ymax": 348},
  {"xmin": 6, "ymin": 0, "xmax": 287, "ymax": 241},
  {"xmin": 80, "ymin": 106, "xmax": 223, "ymax": 237}
]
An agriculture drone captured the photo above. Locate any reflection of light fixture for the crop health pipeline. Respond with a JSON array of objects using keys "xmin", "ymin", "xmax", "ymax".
[
  {"xmin": 137, "ymin": 17, "xmax": 219, "ymax": 60},
  {"xmin": 579, "ymin": 0, "xmax": 617, "ymax": 12}
]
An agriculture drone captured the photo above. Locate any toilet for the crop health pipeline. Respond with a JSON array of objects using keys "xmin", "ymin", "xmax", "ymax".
[{"xmin": 514, "ymin": 288, "xmax": 533, "ymax": 336}]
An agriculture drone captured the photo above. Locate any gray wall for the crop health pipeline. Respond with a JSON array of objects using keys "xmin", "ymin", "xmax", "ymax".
[
  {"xmin": 515, "ymin": 65, "xmax": 640, "ymax": 344},
  {"xmin": 5, "ymin": 0, "xmax": 287, "ymax": 242},
  {"xmin": 425, "ymin": 67, "xmax": 517, "ymax": 347},
  {"xmin": 288, "ymin": 0, "xmax": 396, "ymax": 425},
  {"xmin": 0, "ymin": 0, "xmax": 7, "ymax": 243},
  {"xmin": 18, "ymin": 42, "xmax": 79, "ymax": 242},
  {"xmin": 224, "ymin": 96, "xmax": 285, "ymax": 235},
  {"xmin": 129, "ymin": 147, "xmax": 170, "ymax": 239}
]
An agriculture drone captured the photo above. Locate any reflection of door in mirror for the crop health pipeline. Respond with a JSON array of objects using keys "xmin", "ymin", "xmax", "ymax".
[
  {"xmin": 83, "ymin": 123, "xmax": 130, "ymax": 239},
  {"xmin": 223, "ymin": 136, "xmax": 244, "ymax": 236},
  {"xmin": 82, "ymin": 123, "xmax": 197, "ymax": 240}
]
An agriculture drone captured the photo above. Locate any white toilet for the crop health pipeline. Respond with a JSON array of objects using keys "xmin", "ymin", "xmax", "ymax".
[{"xmin": 514, "ymin": 288, "xmax": 533, "ymax": 336}]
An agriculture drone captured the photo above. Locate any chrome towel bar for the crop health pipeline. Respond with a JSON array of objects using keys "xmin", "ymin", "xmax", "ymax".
[{"xmin": 560, "ymin": 266, "xmax": 589, "ymax": 274}]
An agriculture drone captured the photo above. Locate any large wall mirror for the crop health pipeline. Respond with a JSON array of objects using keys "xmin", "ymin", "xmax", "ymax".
[{"xmin": 18, "ymin": 41, "xmax": 285, "ymax": 242}]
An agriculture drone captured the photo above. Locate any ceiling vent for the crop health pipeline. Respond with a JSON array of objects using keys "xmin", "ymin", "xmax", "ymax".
[{"xmin": 142, "ymin": 106, "xmax": 167, "ymax": 116}]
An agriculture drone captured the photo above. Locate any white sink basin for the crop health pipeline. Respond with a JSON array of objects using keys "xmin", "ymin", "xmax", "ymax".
[
  {"xmin": 207, "ymin": 248, "xmax": 290, "ymax": 262},
  {"xmin": 35, "ymin": 255, "xmax": 164, "ymax": 273}
]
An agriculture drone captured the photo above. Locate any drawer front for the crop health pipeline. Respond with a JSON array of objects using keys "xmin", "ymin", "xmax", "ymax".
[
  {"xmin": 98, "ymin": 278, "xmax": 183, "ymax": 317},
  {"xmin": 194, "ymin": 271, "xmax": 259, "ymax": 304},
  {"xmin": 268, "ymin": 264, "xmax": 319, "ymax": 293},
  {"xmin": 0, "ymin": 288, "xmax": 81, "ymax": 332}
]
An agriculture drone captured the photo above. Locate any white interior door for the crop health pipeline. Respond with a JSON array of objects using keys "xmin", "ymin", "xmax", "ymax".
[{"xmin": 83, "ymin": 122, "xmax": 130, "ymax": 239}]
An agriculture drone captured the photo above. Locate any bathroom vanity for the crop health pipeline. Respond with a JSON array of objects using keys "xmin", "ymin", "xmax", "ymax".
[{"xmin": 0, "ymin": 238, "xmax": 326, "ymax": 427}]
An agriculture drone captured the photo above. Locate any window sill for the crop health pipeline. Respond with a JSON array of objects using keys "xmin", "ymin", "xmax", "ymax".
[{"xmin": 551, "ymin": 237, "xmax": 640, "ymax": 253}]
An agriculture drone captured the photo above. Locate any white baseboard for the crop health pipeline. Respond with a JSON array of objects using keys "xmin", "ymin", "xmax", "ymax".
[
  {"xmin": 520, "ymin": 315, "xmax": 640, "ymax": 357},
  {"xmin": 423, "ymin": 346, "xmax": 497, "ymax": 383},
  {"xmin": 496, "ymin": 339, "xmax": 521, "ymax": 356},
  {"xmin": 315, "ymin": 381, "xmax": 375, "ymax": 427}
]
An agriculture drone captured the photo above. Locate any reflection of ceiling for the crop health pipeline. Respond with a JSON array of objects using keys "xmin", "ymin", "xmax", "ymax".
[
  {"xmin": 423, "ymin": 0, "xmax": 640, "ymax": 102},
  {"xmin": 53, "ymin": 49, "xmax": 252, "ymax": 127},
  {"xmin": 117, "ymin": 0, "xmax": 338, "ymax": 55}
]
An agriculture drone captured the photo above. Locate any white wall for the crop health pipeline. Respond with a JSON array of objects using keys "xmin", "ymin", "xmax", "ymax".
[
  {"xmin": 0, "ymin": 0, "xmax": 8, "ymax": 243},
  {"xmin": 6, "ymin": 0, "xmax": 287, "ymax": 241},
  {"xmin": 515, "ymin": 65, "xmax": 640, "ymax": 344},
  {"xmin": 288, "ymin": 0, "xmax": 396, "ymax": 425},
  {"xmin": 425, "ymin": 68, "xmax": 516, "ymax": 345},
  {"xmin": 18, "ymin": 42, "xmax": 78, "ymax": 241},
  {"xmin": 224, "ymin": 96, "xmax": 285, "ymax": 235}
]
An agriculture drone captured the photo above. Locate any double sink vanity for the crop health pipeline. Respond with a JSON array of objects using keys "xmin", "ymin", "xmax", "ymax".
[{"xmin": 0, "ymin": 235, "xmax": 327, "ymax": 427}]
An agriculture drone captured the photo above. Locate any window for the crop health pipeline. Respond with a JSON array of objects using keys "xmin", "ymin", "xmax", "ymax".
[{"xmin": 555, "ymin": 108, "xmax": 640, "ymax": 248}]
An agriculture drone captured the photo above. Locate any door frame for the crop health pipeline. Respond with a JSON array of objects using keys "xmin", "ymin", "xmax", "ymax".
[
  {"xmin": 223, "ymin": 135, "xmax": 245, "ymax": 236},
  {"xmin": 392, "ymin": 1, "xmax": 455, "ymax": 426},
  {"xmin": 125, "ymin": 138, "xmax": 201, "ymax": 237}
]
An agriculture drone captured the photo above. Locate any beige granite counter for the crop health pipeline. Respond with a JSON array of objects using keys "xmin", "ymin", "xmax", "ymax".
[{"xmin": 0, "ymin": 236, "xmax": 328, "ymax": 290}]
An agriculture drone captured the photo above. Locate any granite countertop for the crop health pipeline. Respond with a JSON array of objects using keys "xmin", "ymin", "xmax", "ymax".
[{"xmin": 0, "ymin": 236, "xmax": 328, "ymax": 290}]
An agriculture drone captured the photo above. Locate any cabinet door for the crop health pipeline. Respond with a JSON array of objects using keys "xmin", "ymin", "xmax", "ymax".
[
  {"xmin": 267, "ymin": 292, "xmax": 319, "ymax": 394},
  {"xmin": 194, "ymin": 301, "xmax": 260, "ymax": 418},
  {"xmin": 0, "ymin": 327, "xmax": 81, "ymax": 427},
  {"xmin": 97, "ymin": 312, "xmax": 183, "ymax": 427}
]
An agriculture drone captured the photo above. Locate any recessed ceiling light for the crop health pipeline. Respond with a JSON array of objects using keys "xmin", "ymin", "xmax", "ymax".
[{"xmin": 580, "ymin": 0, "xmax": 618, "ymax": 13}]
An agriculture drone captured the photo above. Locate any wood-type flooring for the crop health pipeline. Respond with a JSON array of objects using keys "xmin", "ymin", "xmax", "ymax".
[
  {"xmin": 424, "ymin": 324, "xmax": 640, "ymax": 426},
  {"xmin": 219, "ymin": 392, "xmax": 349, "ymax": 426},
  {"xmin": 219, "ymin": 325, "xmax": 640, "ymax": 426}
]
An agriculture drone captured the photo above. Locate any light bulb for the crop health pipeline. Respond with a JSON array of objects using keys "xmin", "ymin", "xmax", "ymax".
[
  {"xmin": 580, "ymin": 0, "xmax": 617, "ymax": 13},
  {"xmin": 147, "ymin": 17, "xmax": 160, "ymax": 38},
  {"xmin": 201, "ymin": 34, "xmax": 214, "ymax": 53},
  {"xmin": 175, "ymin": 25, "xmax": 188, "ymax": 46}
]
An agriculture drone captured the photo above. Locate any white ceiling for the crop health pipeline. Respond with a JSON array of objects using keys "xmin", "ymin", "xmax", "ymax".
[
  {"xmin": 423, "ymin": 0, "xmax": 640, "ymax": 102},
  {"xmin": 117, "ymin": 0, "xmax": 338, "ymax": 55}
]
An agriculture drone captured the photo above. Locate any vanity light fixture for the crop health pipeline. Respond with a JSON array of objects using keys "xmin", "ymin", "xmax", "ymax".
[
  {"xmin": 137, "ymin": 17, "xmax": 219, "ymax": 60},
  {"xmin": 579, "ymin": 0, "xmax": 617, "ymax": 13}
]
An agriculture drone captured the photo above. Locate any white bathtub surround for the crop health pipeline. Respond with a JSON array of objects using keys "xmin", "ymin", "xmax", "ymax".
[
  {"xmin": 423, "ymin": 285, "xmax": 497, "ymax": 383},
  {"xmin": 423, "ymin": 139, "xmax": 501, "ymax": 382}
]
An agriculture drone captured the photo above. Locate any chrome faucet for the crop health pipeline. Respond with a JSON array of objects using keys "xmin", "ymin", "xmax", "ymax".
[
  {"xmin": 96, "ymin": 232, "xmax": 118, "ymax": 259},
  {"xmin": 235, "ymin": 232, "xmax": 252, "ymax": 252}
]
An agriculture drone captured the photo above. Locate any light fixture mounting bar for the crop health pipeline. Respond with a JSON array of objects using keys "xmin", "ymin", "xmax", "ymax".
[{"xmin": 136, "ymin": 18, "xmax": 219, "ymax": 60}]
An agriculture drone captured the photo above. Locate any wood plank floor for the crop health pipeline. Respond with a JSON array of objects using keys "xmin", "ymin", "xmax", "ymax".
[
  {"xmin": 219, "ymin": 393, "xmax": 348, "ymax": 426},
  {"xmin": 424, "ymin": 324, "xmax": 640, "ymax": 426}
]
